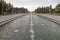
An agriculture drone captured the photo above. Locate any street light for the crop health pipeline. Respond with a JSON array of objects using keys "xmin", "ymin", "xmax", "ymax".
[{"xmin": 49, "ymin": 5, "xmax": 52, "ymax": 14}]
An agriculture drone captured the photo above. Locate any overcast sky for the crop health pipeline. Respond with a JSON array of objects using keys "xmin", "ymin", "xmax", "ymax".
[{"xmin": 5, "ymin": 0, "xmax": 60, "ymax": 11}]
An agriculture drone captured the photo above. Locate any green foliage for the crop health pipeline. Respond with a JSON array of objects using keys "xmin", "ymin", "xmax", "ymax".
[
  {"xmin": 34, "ymin": 4, "xmax": 60, "ymax": 15},
  {"xmin": 13, "ymin": 7, "xmax": 29, "ymax": 13},
  {"xmin": 0, "ymin": 0, "xmax": 28, "ymax": 15},
  {"xmin": 0, "ymin": 1, "xmax": 3, "ymax": 14},
  {"xmin": 0, "ymin": 1, "xmax": 13, "ymax": 14},
  {"xmin": 55, "ymin": 4, "xmax": 60, "ymax": 13},
  {"xmin": 35, "ymin": 7, "xmax": 50, "ymax": 13}
]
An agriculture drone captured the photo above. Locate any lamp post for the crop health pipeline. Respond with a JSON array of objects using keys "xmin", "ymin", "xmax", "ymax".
[{"xmin": 49, "ymin": 5, "xmax": 52, "ymax": 14}]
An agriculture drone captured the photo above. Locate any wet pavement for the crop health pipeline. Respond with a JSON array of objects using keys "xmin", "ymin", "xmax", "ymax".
[{"xmin": 0, "ymin": 13, "xmax": 60, "ymax": 40}]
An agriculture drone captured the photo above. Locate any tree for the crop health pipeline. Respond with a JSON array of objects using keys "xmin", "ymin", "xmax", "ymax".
[
  {"xmin": 55, "ymin": 4, "xmax": 60, "ymax": 13},
  {"xmin": 0, "ymin": 0, "xmax": 13, "ymax": 14},
  {"xmin": 0, "ymin": 0, "xmax": 2, "ymax": 14},
  {"xmin": 13, "ymin": 7, "xmax": 29, "ymax": 13},
  {"xmin": 34, "ymin": 6, "xmax": 50, "ymax": 13},
  {"xmin": 7, "ymin": 3, "xmax": 13, "ymax": 14}
]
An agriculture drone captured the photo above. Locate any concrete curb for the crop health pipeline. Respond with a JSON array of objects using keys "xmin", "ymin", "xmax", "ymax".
[
  {"xmin": 37, "ymin": 15, "xmax": 60, "ymax": 25},
  {"xmin": 0, "ymin": 15, "xmax": 25, "ymax": 26}
]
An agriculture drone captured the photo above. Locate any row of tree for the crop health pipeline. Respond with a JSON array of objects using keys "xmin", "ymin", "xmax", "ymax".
[
  {"xmin": 13, "ymin": 7, "xmax": 29, "ymax": 13},
  {"xmin": 0, "ymin": 0, "xmax": 13, "ymax": 14},
  {"xmin": 0, "ymin": 0, "xmax": 29, "ymax": 14},
  {"xmin": 34, "ymin": 4, "xmax": 60, "ymax": 15}
]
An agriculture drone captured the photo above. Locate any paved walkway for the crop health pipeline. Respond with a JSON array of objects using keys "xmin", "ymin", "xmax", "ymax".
[
  {"xmin": 0, "ymin": 14, "xmax": 23, "ymax": 23},
  {"xmin": 39, "ymin": 14, "xmax": 60, "ymax": 22}
]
